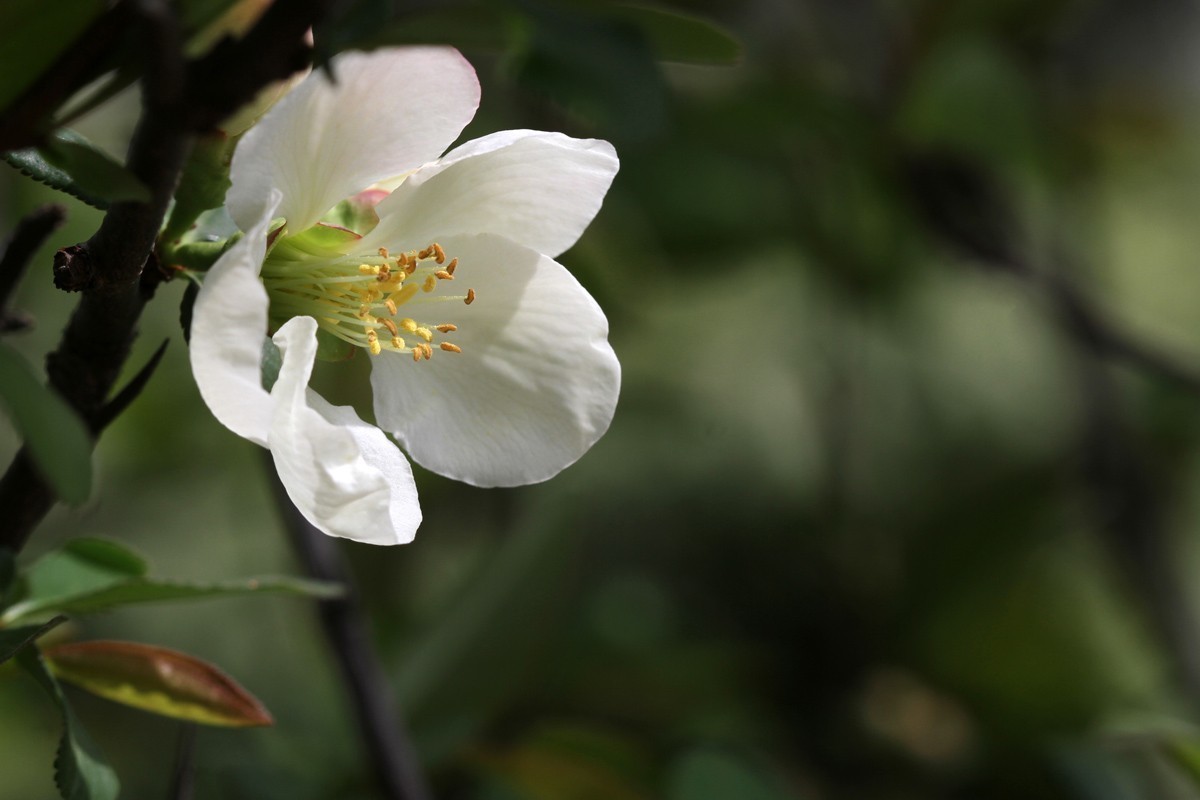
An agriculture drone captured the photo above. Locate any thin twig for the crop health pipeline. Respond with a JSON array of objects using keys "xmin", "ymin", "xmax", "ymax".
[
  {"xmin": 166, "ymin": 723, "xmax": 197, "ymax": 800},
  {"xmin": 265, "ymin": 453, "xmax": 432, "ymax": 800},
  {"xmin": 0, "ymin": 205, "xmax": 65, "ymax": 333}
]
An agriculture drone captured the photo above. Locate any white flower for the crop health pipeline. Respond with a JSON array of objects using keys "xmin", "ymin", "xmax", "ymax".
[{"xmin": 189, "ymin": 47, "xmax": 621, "ymax": 545}]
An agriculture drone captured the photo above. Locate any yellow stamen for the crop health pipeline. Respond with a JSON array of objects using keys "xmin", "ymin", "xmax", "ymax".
[
  {"xmin": 381, "ymin": 318, "xmax": 398, "ymax": 336},
  {"xmin": 358, "ymin": 264, "xmax": 379, "ymax": 275},
  {"xmin": 465, "ymin": 288, "xmax": 475, "ymax": 305},
  {"xmin": 422, "ymin": 275, "xmax": 437, "ymax": 293},
  {"xmin": 384, "ymin": 298, "xmax": 397, "ymax": 316},
  {"xmin": 392, "ymin": 336, "xmax": 405, "ymax": 349},
  {"xmin": 435, "ymin": 270, "xmax": 454, "ymax": 281},
  {"xmin": 399, "ymin": 318, "xmax": 418, "ymax": 333},
  {"xmin": 433, "ymin": 243, "xmax": 446, "ymax": 263},
  {"xmin": 392, "ymin": 283, "xmax": 419, "ymax": 305},
  {"xmin": 445, "ymin": 258, "xmax": 457, "ymax": 275},
  {"xmin": 435, "ymin": 324, "xmax": 457, "ymax": 332},
  {"xmin": 378, "ymin": 247, "xmax": 389, "ymax": 259},
  {"xmin": 415, "ymin": 326, "xmax": 433, "ymax": 343},
  {"xmin": 421, "ymin": 343, "xmax": 433, "ymax": 360},
  {"xmin": 440, "ymin": 342, "xmax": 462, "ymax": 353}
]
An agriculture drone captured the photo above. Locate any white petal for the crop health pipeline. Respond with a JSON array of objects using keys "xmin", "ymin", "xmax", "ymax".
[
  {"xmin": 189, "ymin": 197, "xmax": 279, "ymax": 446},
  {"xmin": 371, "ymin": 233, "xmax": 620, "ymax": 486},
  {"xmin": 228, "ymin": 47, "xmax": 480, "ymax": 233},
  {"xmin": 362, "ymin": 130, "xmax": 618, "ymax": 258},
  {"xmin": 269, "ymin": 317, "xmax": 421, "ymax": 545}
]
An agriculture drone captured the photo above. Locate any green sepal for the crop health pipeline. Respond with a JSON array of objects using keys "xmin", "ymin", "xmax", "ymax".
[
  {"xmin": 272, "ymin": 222, "xmax": 362, "ymax": 260},
  {"xmin": 161, "ymin": 132, "xmax": 237, "ymax": 248}
]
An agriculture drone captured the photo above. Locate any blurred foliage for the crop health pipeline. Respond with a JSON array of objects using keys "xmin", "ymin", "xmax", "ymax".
[{"xmin": 9, "ymin": 0, "xmax": 1200, "ymax": 798}]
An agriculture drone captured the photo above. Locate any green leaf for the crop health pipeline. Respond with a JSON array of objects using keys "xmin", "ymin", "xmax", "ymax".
[
  {"xmin": 17, "ymin": 647, "xmax": 119, "ymax": 800},
  {"xmin": 41, "ymin": 130, "xmax": 151, "ymax": 204},
  {"xmin": 4, "ymin": 573, "xmax": 341, "ymax": 625},
  {"xmin": 4, "ymin": 129, "xmax": 149, "ymax": 209},
  {"xmin": 0, "ymin": 0, "xmax": 105, "ymax": 113},
  {"xmin": 2, "ymin": 536, "xmax": 340, "ymax": 624},
  {"xmin": 0, "ymin": 614, "xmax": 67, "ymax": 664},
  {"xmin": 610, "ymin": 3, "xmax": 740, "ymax": 65},
  {"xmin": 0, "ymin": 343, "xmax": 93, "ymax": 505},
  {"xmin": 45, "ymin": 640, "xmax": 274, "ymax": 727},
  {"xmin": 161, "ymin": 133, "xmax": 236, "ymax": 247}
]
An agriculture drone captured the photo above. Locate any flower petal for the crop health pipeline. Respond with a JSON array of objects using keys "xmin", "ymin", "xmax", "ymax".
[
  {"xmin": 362, "ymin": 130, "xmax": 618, "ymax": 258},
  {"xmin": 228, "ymin": 47, "xmax": 480, "ymax": 234},
  {"xmin": 269, "ymin": 317, "xmax": 421, "ymax": 545},
  {"xmin": 189, "ymin": 196, "xmax": 279, "ymax": 445},
  {"xmin": 370, "ymin": 233, "xmax": 620, "ymax": 486}
]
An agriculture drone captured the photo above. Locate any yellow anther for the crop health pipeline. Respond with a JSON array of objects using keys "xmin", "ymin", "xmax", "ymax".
[
  {"xmin": 369, "ymin": 339, "xmax": 382, "ymax": 356},
  {"xmin": 421, "ymin": 343, "xmax": 433, "ymax": 360},
  {"xmin": 418, "ymin": 246, "xmax": 434, "ymax": 259},
  {"xmin": 381, "ymin": 318, "xmax": 398, "ymax": 336},
  {"xmin": 392, "ymin": 284, "xmax": 419, "ymax": 305},
  {"xmin": 412, "ymin": 348, "xmax": 421, "ymax": 362},
  {"xmin": 405, "ymin": 261, "xmax": 417, "ymax": 275},
  {"xmin": 358, "ymin": 264, "xmax": 380, "ymax": 275},
  {"xmin": 377, "ymin": 264, "xmax": 391, "ymax": 280},
  {"xmin": 465, "ymin": 288, "xmax": 475, "ymax": 305},
  {"xmin": 435, "ymin": 324, "xmax": 457, "ymax": 332},
  {"xmin": 415, "ymin": 327, "xmax": 433, "ymax": 343},
  {"xmin": 391, "ymin": 336, "xmax": 405, "ymax": 349},
  {"xmin": 440, "ymin": 342, "xmax": 462, "ymax": 353},
  {"xmin": 422, "ymin": 275, "xmax": 437, "ymax": 293},
  {"xmin": 433, "ymin": 243, "xmax": 445, "ymax": 263},
  {"xmin": 435, "ymin": 270, "xmax": 454, "ymax": 281},
  {"xmin": 357, "ymin": 305, "xmax": 373, "ymax": 319},
  {"xmin": 384, "ymin": 298, "xmax": 397, "ymax": 316},
  {"xmin": 366, "ymin": 330, "xmax": 378, "ymax": 341},
  {"xmin": 378, "ymin": 247, "xmax": 389, "ymax": 259},
  {"xmin": 399, "ymin": 318, "xmax": 418, "ymax": 333},
  {"xmin": 445, "ymin": 258, "xmax": 458, "ymax": 275}
]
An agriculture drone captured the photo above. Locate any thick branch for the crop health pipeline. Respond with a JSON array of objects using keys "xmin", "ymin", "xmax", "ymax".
[{"xmin": 266, "ymin": 456, "xmax": 432, "ymax": 800}]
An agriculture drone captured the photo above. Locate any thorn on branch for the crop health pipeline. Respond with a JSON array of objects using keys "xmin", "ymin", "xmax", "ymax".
[
  {"xmin": 0, "ymin": 205, "xmax": 66, "ymax": 332},
  {"xmin": 93, "ymin": 338, "xmax": 169, "ymax": 433}
]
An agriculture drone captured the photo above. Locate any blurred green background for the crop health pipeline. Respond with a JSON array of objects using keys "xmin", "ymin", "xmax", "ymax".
[{"xmin": 9, "ymin": 0, "xmax": 1200, "ymax": 797}]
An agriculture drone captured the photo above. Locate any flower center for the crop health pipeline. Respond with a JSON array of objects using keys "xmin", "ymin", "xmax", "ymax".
[{"xmin": 261, "ymin": 238, "xmax": 475, "ymax": 362}]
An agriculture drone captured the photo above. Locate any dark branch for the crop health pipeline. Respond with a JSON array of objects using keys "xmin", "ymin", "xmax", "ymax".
[
  {"xmin": 0, "ymin": 205, "xmax": 65, "ymax": 333},
  {"xmin": 166, "ymin": 723, "xmax": 197, "ymax": 800},
  {"xmin": 266, "ymin": 454, "xmax": 432, "ymax": 800},
  {"xmin": 0, "ymin": 0, "xmax": 332, "ymax": 553}
]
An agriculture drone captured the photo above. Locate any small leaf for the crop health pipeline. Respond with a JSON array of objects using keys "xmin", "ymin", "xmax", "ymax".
[
  {"xmin": 17, "ymin": 647, "xmax": 120, "ymax": 800},
  {"xmin": 2, "ymin": 147, "xmax": 110, "ymax": 209},
  {"xmin": 0, "ymin": 614, "xmax": 67, "ymax": 664},
  {"xmin": 0, "ymin": 343, "xmax": 93, "ymax": 505},
  {"xmin": 41, "ymin": 130, "xmax": 151, "ymax": 204},
  {"xmin": 17, "ymin": 537, "xmax": 147, "ymax": 611},
  {"xmin": 45, "ymin": 640, "xmax": 274, "ymax": 728},
  {"xmin": 4, "ymin": 129, "xmax": 149, "ymax": 209}
]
